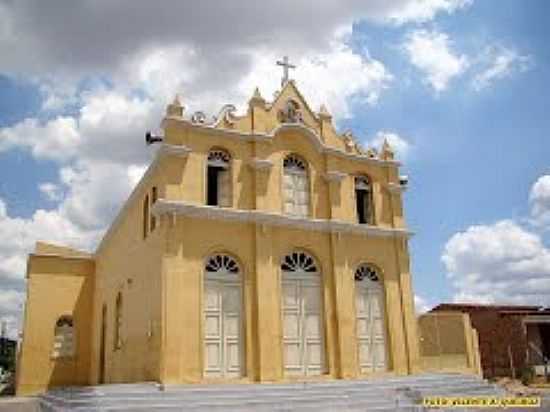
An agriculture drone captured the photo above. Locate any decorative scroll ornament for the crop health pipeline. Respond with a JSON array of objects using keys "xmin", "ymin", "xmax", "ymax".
[
  {"xmin": 342, "ymin": 131, "xmax": 367, "ymax": 154},
  {"xmin": 212, "ymin": 104, "xmax": 237, "ymax": 127},
  {"xmin": 366, "ymin": 147, "xmax": 378, "ymax": 158},
  {"xmin": 278, "ymin": 99, "xmax": 303, "ymax": 124},
  {"xmin": 354, "ymin": 264, "xmax": 379, "ymax": 282},
  {"xmin": 205, "ymin": 254, "xmax": 240, "ymax": 274},
  {"xmin": 191, "ymin": 111, "xmax": 207, "ymax": 124},
  {"xmin": 281, "ymin": 251, "xmax": 318, "ymax": 273}
]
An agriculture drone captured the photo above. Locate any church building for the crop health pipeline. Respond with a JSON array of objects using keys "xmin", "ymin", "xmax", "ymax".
[{"xmin": 17, "ymin": 62, "xmax": 420, "ymax": 395}]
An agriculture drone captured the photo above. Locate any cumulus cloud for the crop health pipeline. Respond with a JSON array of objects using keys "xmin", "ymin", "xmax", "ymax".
[
  {"xmin": 0, "ymin": 1, "xmax": 471, "ymax": 77},
  {"xmin": 368, "ymin": 131, "xmax": 411, "ymax": 160},
  {"xmin": 472, "ymin": 45, "xmax": 532, "ymax": 91},
  {"xmin": 403, "ymin": 29, "xmax": 469, "ymax": 92},
  {"xmin": 530, "ymin": 175, "xmax": 550, "ymax": 228},
  {"xmin": 0, "ymin": 117, "xmax": 80, "ymax": 161},
  {"xmin": 442, "ymin": 220, "xmax": 550, "ymax": 306}
]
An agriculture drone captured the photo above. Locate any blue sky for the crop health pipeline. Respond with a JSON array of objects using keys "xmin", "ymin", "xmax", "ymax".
[{"xmin": 1, "ymin": 0, "xmax": 549, "ymax": 335}]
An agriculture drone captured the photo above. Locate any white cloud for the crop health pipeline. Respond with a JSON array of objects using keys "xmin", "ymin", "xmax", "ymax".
[
  {"xmin": 0, "ymin": 117, "xmax": 80, "ymax": 161},
  {"xmin": 442, "ymin": 220, "xmax": 550, "ymax": 306},
  {"xmin": 529, "ymin": 175, "xmax": 550, "ymax": 229},
  {"xmin": 387, "ymin": 0, "xmax": 472, "ymax": 24},
  {"xmin": 39, "ymin": 183, "xmax": 62, "ymax": 202},
  {"xmin": 472, "ymin": 45, "xmax": 532, "ymax": 91},
  {"xmin": 403, "ymin": 29, "xmax": 469, "ymax": 92},
  {"xmin": 368, "ymin": 131, "xmax": 411, "ymax": 160},
  {"xmin": 415, "ymin": 294, "xmax": 432, "ymax": 314}
]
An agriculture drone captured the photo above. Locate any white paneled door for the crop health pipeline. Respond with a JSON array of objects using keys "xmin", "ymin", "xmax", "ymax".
[
  {"xmin": 355, "ymin": 264, "xmax": 388, "ymax": 374},
  {"xmin": 281, "ymin": 251, "xmax": 326, "ymax": 376},
  {"xmin": 204, "ymin": 255, "xmax": 243, "ymax": 378}
]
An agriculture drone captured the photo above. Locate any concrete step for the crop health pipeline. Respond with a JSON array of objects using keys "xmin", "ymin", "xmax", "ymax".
[{"xmin": 39, "ymin": 373, "xmax": 503, "ymax": 412}]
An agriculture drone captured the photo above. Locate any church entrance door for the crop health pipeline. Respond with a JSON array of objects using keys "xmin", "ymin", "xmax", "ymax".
[
  {"xmin": 354, "ymin": 264, "xmax": 388, "ymax": 373},
  {"xmin": 281, "ymin": 251, "xmax": 326, "ymax": 376},
  {"xmin": 203, "ymin": 254, "xmax": 243, "ymax": 378}
]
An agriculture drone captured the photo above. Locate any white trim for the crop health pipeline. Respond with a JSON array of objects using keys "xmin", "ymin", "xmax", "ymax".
[
  {"xmin": 162, "ymin": 118, "xmax": 401, "ymax": 167},
  {"xmin": 152, "ymin": 199, "xmax": 413, "ymax": 238},
  {"xmin": 385, "ymin": 182, "xmax": 407, "ymax": 194},
  {"xmin": 524, "ymin": 316, "xmax": 550, "ymax": 324},
  {"xmin": 158, "ymin": 143, "xmax": 192, "ymax": 158},
  {"xmin": 324, "ymin": 171, "xmax": 347, "ymax": 183},
  {"xmin": 249, "ymin": 158, "xmax": 274, "ymax": 171}
]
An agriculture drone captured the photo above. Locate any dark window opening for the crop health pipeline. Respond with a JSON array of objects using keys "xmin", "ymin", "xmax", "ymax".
[
  {"xmin": 207, "ymin": 166, "xmax": 223, "ymax": 206},
  {"xmin": 143, "ymin": 195, "xmax": 149, "ymax": 239},
  {"xmin": 150, "ymin": 187, "xmax": 157, "ymax": 231},
  {"xmin": 356, "ymin": 189, "xmax": 370, "ymax": 224}
]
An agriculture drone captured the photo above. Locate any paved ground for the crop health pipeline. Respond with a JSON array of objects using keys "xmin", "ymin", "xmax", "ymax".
[{"xmin": 0, "ymin": 396, "xmax": 39, "ymax": 412}]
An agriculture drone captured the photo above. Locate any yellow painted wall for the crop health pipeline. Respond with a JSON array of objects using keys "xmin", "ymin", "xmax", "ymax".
[
  {"xmin": 17, "ymin": 255, "xmax": 94, "ymax": 395},
  {"xmin": 90, "ymin": 164, "xmax": 167, "ymax": 385}
]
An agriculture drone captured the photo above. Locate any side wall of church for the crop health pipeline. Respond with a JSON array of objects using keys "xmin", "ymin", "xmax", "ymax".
[
  {"xmin": 16, "ymin": 256, "xmax": 94, "ymax": 395},
  {"xmin": 90, "ymin": 165, "xmax": 167, "ymax": 385}
]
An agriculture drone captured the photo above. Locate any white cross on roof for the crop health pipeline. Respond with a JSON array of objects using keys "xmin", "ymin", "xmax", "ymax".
[{"xmin": 276, "ymin": 56, "xmax": 296, "ymax": 87}]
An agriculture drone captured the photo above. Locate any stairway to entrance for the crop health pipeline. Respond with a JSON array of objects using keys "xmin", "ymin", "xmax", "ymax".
[{"xmin": 39, "ymin": 373, "xmax": 508, "ymax": 411}]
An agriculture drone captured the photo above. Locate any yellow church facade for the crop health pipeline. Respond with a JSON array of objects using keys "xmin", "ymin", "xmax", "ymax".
[{"xmin": 17, "ymin": 79, "xmax": 420, "ymax": 395}]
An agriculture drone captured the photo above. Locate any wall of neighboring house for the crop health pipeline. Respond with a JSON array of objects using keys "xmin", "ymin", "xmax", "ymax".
[
  {"xmin": 417, "ymin": 312, "xmax": 481, "ymax": 375},
  {"xmin": 16, "ymin": 254, "xmax": 95, "ymax": 395},
  {"xmin": 430, "ymin": 306, "xmax": 535, "ymax": 379}
]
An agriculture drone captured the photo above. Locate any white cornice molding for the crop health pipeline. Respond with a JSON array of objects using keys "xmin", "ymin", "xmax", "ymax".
[
  {"xmin": 385, "ymin": 182, "xmax": 407, "ymax": 194},
  {"xmin": 249, "ymin": 158, "xmax": 274, "ymax": 171},
  {"xmin": 152, "ymin": 200, "xmax": 412, "ymax": 239},
  {"xmin": 162, "ymin": 117, "xmax": 401, "ymax": 168},
  {"xmin": 324, "ymin": 171, "xmax": 348, "ymax": 183},
  {"xmin": 158, "ymin": 143, "xmax": 192, "ymax": 158}
]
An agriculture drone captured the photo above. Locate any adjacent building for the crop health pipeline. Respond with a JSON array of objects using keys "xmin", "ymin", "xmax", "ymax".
[{"xmin": 431, "ymin": 303, "xmax": 550, "ymax": 378}]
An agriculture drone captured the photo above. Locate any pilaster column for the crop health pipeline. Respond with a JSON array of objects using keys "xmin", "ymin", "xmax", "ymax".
[{"xmin": 253, "ymin": 225, "xmax": 283, "ymax": 381}]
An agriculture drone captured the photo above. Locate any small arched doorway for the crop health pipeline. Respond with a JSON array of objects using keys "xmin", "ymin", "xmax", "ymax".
[
  {"xmin": 203, "ymin": 254, "xmax": 244, "ymax": 378},
  {"xmin": 354, "ymin": 264, "xmax": 388, "ymax": 373},
  {"xmin": 281, "ymin": 251, "xmax": 326, "ymax": 376}
]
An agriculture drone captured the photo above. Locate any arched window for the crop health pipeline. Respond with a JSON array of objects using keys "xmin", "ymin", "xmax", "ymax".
[
  {"xmin": 114, "ymin": 292, "xmax": 123, "ymax": 351},
  {"xmin": 205, "ymin": 254, "xmax": 240, "ymax": 275},
  {"xmin": 143, "ymin": 194, "xmax": 149, "ymax": 239},
  {"xmin": 52, "ymin": 315, "xmax": 75, "ymax": 358},
  {"xmin": 150, "ymin": 186, "xmax": 158, "ymax": 231},
  {"xmin": 354, "ymin": 264, "xmax": 380, "ymax": 282},
  {"xmin": 207, "ymin": 149, "xmax": 232, "ymax": 207},
  {"xmin": 283, "ymin": 154, "xmax": 309, "ymax": 217},
  {"xmin": 355, "ymin": 176, "xmax": 374, "ymax": 224},
  {"xmin": 281, "ymin": 250, "xmax": 318, "ymax": 274}
]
